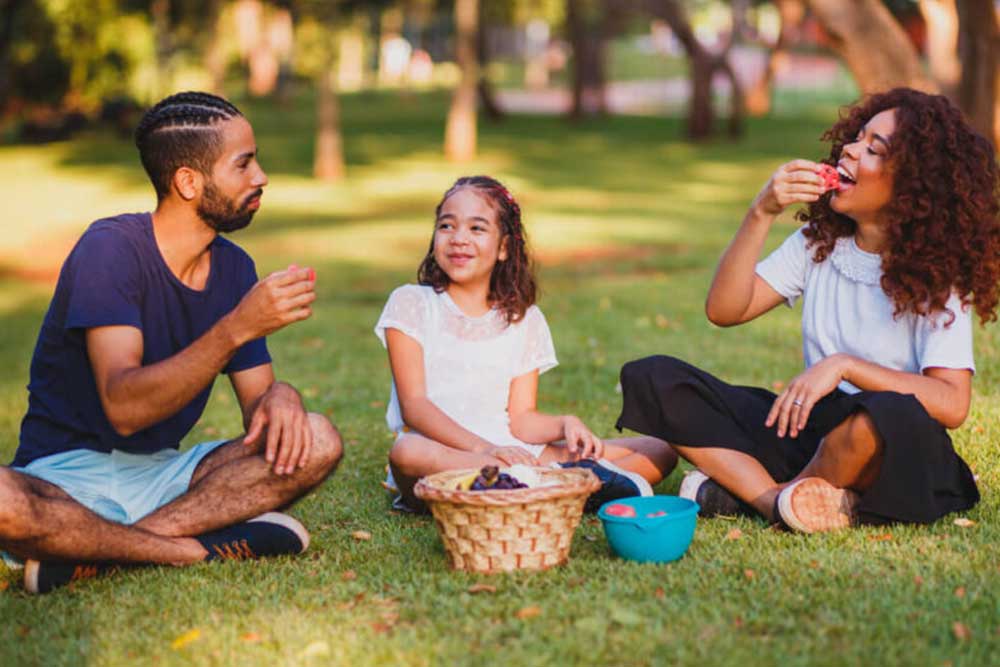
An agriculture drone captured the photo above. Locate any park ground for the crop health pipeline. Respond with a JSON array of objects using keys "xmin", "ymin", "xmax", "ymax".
[{"xmin": 0, "ymin": 90, "xmax": 997, "ymax": 667}]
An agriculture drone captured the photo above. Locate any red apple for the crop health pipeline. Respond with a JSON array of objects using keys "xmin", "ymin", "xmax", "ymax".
[{"xmin": 605, "ymin": 503, "xmax": 637, "ymax": 518}]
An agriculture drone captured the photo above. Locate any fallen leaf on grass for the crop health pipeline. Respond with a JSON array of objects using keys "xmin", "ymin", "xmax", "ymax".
[
  {"xmin": 170, "ymin": 629, "xmax": 201, "ymax": 650},
  {"xmin": 725, "ymin": 528, "xmax": 743, "ymax": 541},
  {"xmin": 240, "ymin": 632, "xmax": 261, "ymax": 643},
  {"xmin": 515, "ymin": 606, "xmax": 542, "ymax": 620},
  {"xmin": 743, "ymin": 569, "xmax": 755, "ymax": 580},
  {"xmin": 654, "ymin": 587, "xmax": 665, "ymax": 599},
  {"xmin": 953, "ymin": 518, "xmax": 976, "ymax": 528},
  {"xmin": 809, "ymin": 560, "xmax": 820, "ymax": 569},
  {"xmin": 868, "ymin": 533, "xmax": 893, "ymax": 542},
  {"xmin": 351, "ymin": 530, "xmax": 372, "ymax": 541},
  {"xmin": 952, "ymin": 622, "xmax": 971, "ymax": 641},
  {"xmin": 299, "ymin": 641, "xmax": 330, "ymax": 658},
  {"xmin": 954, "ymin": 586, "xmax": 966, "ymax": 599},
  {"xmin": 771, "ymin": 380, "xmax": 785, "ymax": 391},
  {"xmin": 914, "ymin": 575, "xmax": 924, "ymax": 587},
  {"xmin": 342, "ymin": 570, "xmax": 357, "ymax": 581},
  {"xmin": 467, "ymin": 583, "xmax": 497, "ymax": 594},
  {"xmin": 733, "ymin": 616, "xmax": 744, "ymax": 628},
  {"xmin": 610, "ymin": 607, "xmax": 642, "ymax": 627}
]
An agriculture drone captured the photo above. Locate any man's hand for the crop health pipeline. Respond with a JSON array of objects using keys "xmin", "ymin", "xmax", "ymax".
[
  {"xmin": 243, "ymin": 382, "xmax": 312, "ymax": 475},
  {"xmin": 227, "ymin": 265, "xmax": 316, "ymax": 345}
]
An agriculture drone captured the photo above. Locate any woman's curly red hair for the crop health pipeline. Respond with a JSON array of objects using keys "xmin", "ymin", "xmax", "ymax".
[{"xmin": 798, "ymin": 87, "xmax": 1000, "ymax": 324}]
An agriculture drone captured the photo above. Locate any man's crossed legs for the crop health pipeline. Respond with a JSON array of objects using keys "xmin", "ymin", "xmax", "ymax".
[{"xmin": 0, "ymin": 413, "xmax": 342, "ymax": 593}]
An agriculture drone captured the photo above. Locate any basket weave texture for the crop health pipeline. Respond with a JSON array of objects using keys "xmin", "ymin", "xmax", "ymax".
[{"xmin": 414, "ymin": 467, "xmax": 601, "ymax": 573}]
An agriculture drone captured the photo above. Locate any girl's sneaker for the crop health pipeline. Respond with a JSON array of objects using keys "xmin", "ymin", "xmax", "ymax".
[
  {"xmin": 776, "ymin": 477, "xmax": 859, "ymax": 533},
  {"xmin": 678, "ymin": 469, "xmax": 754, "ymax": 518},
  {"xmin": 559, "ymin": 459, "xmax": 652, "ymax": 513}
]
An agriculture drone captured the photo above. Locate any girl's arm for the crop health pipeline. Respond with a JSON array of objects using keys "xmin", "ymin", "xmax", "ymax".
[
  {"xmin": 508, "ymin": 370, "xmax": 603, "ymax": 459},
  {"xmin": 706, "ymin": 160, "xmax": 825, "ymax": 326},
  {"xmin": 387, "ymin": 328, "xmax": 495, "ymax": 452},
  {"xmin": 769, "ymin": 353, "xmax": 972, "ymax": 438}
]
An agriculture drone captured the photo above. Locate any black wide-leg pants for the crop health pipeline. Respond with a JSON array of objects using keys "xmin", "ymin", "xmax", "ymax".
[{"xmin": 617, "ymin": 355, "xmax": 979, "ymax": 525}]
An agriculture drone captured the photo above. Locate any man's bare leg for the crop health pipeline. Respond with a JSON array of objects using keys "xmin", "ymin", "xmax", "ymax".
[
  {"xmin": 0, "ymin": 468, "xmax": 204, "ymax": 565},
  {"xmin": 136, "ymin": 413, "xmax": 343, "ymax": 537}
]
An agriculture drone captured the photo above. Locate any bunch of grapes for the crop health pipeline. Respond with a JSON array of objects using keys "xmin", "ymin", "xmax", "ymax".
[{"xmin": 469, "ymin": 465, "xmax": 529, "ymax": 491}]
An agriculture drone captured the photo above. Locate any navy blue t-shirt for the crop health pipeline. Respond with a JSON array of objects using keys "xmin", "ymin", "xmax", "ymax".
[{"xmin": 12, "ymin": 212, "xmax": 270, "ymax": 467}]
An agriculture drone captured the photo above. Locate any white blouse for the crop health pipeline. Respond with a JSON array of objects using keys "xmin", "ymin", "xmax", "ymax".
[
  {"xmin": 374, "ymin": 284, "xmax": 558, "ymax": 451},
  {"xmin": 756, "ymin": 228, "xmax": 975, "ymax": 394}
]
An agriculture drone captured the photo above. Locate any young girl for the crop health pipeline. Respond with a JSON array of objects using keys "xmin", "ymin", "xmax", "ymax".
[
  {"xmin": 618, "ymin": 88, "xmax": 999, "ymax": 533},
  {"xmin": 375, "ymin": 176, "xmax": 677, "ymax": 511}
]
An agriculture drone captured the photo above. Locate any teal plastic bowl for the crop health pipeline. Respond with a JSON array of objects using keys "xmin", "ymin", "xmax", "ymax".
[{"xmin": 597, "ymin": 496, "xmax": 699, "ymax": 563}]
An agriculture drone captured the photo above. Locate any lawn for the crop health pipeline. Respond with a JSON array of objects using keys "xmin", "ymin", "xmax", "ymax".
[{"xmin": 0, "ymin": 90, "xmax": 997, "ymax": 667}]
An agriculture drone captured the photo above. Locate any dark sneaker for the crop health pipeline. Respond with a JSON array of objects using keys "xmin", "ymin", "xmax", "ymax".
[
  {"xmin": 678, "ymin": 469, "xmax": 754, "ymax": 518},
  {"xmin": 560, "ymin": 459, "xmax": 653, "ymax": 513},
  {"xmin": 197, "ymin": 512, "xmax": 310, "ymax": 561},
  {"xmin": 776, "ymin": 477, "xmax": 859, "ymax": 533},
  {"xmin": 24, "ymin": 560, "xmax": 113, "ymax": 595}
]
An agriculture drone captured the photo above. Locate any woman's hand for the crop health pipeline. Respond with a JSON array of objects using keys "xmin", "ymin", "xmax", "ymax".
[
  {"xmin": 486, "ymin": 446, "xmax": 539, "ymax": 466},
  {"xmin": 562, "ymin": 415, "xmax": 605, "ymax": 460},
  {"xmin": 752, "ymin": 160, "xmax": 828, "ymax": 217},
  {"xmin": 766, "ymin": 355, "xmax": 851, "ymax": 438}
]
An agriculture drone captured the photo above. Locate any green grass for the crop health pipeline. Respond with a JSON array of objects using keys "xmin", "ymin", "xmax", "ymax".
[{"xmin": 1, "ymin": 89, "xmax": 998, "ymax": 667}]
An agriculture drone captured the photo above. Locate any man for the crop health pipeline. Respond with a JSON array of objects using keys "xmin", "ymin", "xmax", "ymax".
[{"xmin": 0, "ymin": 91, "xmax": 343, "ymax": 594}]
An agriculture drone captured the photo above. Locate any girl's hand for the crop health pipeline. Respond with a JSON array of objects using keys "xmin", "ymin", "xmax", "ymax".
[
  {"xmin": 766, "ymin": 355, "xmax": 851, "ymax": 438},
  {"xmin": 562, "ymin": 415, "xmax": 605, "ymax": 460},
  {"xmin": 752, "ymin": 160, "xmax": 828, "ymax": 217},
  {"xmin": 486, "ymin": 446, "xmax": 539, "ymax": 466}
]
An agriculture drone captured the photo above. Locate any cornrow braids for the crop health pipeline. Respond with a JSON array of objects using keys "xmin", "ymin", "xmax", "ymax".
[
  {"xmin": 134, "ymin": 91, "xmax": 244, "ymax": 199},
  {"xmin": 418, "ymin": 176, "xmax": 538, "ymax": 323}
]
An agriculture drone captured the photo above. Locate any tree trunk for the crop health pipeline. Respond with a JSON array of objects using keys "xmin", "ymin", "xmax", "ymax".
[
  {"xmin": 203, "ymin": 0, "xmax": 227, "ymax": 95},
  {"xmin": 314, "ymin": 45, "xmax": 345, "ymax": 182},
  {"xmin": 746, "ymin": 0, "xmax": 804, "ymax": 116},
  {"xmin": 0, "ymin": 0, "xmax": 25, "ymax": 114},
  {"xmin": 807, "ymin": 0, "xmax": 936, "ymax": 93},
  {"xmin": 445, "ymin": 0, "xmax": 478, "ymax": 162},
  {"xmin": 568, "ymin": 0, "xmax": 608, "ymax": 119},
  {"xmin": 151, "ymin": 0, "xmax": 173, "ymax": 97},
  {"xmin": 956, "ymin": 0, "xmax": 1000, "ymax": 147},
  {"xmin": 919, "ymin": 0, "xmax": 961, "ymax": 98},
  {"xmin": 477, "ymin": 16, "xmax": 503, "ymax": 121}
]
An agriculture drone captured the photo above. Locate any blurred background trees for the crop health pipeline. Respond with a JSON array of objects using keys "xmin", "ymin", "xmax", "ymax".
[{"xmin": 2, "ymin": 0, "xmax": 998, "ymax": 160}]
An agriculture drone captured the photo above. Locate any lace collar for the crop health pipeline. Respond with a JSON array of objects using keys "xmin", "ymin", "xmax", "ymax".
[{"xmin": 829, "ymin": 235, "xmax": 883, "ymax": 286}]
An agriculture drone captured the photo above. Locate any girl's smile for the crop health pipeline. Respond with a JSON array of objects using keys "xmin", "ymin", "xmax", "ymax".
[{"xmin": 830, "ymin": 108, "xmax": 896, "ymax": 224}]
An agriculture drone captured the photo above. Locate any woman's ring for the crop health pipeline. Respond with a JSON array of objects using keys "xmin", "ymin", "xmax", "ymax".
[{"xmin": 793, "ymin": 399, "xmax": 804, "ymax": 406}]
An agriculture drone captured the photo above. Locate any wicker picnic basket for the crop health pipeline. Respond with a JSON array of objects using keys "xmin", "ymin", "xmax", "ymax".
[{"xmin": 413, "ymin": 466, "xmax": 601, "ymax": 574}]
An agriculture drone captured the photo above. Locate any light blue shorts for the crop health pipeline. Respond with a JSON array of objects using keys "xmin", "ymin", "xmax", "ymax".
[{"xmin": 12, "ymin": 441, "xmax": 227, "ymax": 525}]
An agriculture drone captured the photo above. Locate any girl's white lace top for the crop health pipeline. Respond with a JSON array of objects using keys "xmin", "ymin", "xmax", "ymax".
[
  {"xmin": 375, "ymin": 284, "xmax": 558, "ymax": 446},
  {"xmin": 756, "ymin": 228, "xmax": 975, "ymax": 394}
]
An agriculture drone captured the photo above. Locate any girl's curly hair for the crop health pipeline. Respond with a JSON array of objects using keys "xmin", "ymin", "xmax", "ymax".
[
  {"xmin": 798, "ymin": 87, "xmax": 1000, "ymax": 325},
  {"xmin": 418, "ymin": 176, "xmax": 537, "ymax": 323}
]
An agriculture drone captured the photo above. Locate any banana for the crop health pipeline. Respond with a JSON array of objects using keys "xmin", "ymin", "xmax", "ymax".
[{"xmin": 454, "ymin": 471, "xmax": 479, "ymax": 491}]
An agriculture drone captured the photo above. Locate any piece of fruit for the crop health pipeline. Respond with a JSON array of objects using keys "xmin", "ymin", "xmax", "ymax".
[
  {"xmin": 454, "ymin": 471, "xmax": 479, "ymax": 491},
  {"xmin": 646, "ymin": 510, "xmax": 668, "ymax": 518},
  {"xmin": 307, "ymin": 267, "xmax": 316, "ymax": 282},
  {"xmin": 605, "ymin": 503, "xmax": 637, "ymax": 518},
  {"xmin": 818, "ymin": 164, "xmax": 840, "ymax": 192}
]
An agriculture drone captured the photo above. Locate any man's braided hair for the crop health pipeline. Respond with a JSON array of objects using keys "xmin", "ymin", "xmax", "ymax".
[{"xmin": 134, "ymin": 91, "xmax": 243, "ymax": 199}]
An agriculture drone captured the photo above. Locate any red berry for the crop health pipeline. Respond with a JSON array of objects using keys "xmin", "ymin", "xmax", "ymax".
[{"xmin": 605, "ymin": 503, "xmax": 637, "ymax": 518}]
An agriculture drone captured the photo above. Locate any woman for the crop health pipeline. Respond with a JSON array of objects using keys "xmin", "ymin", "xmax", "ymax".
[{"xmin": 617, "ymin": 88, "xmax": 1000, "ymax": 532}]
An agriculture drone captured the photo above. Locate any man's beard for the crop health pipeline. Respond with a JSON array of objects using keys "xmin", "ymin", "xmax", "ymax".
[{"xmin": 198, "ymin": 181, "xmax": 262, "ymax": 233}]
